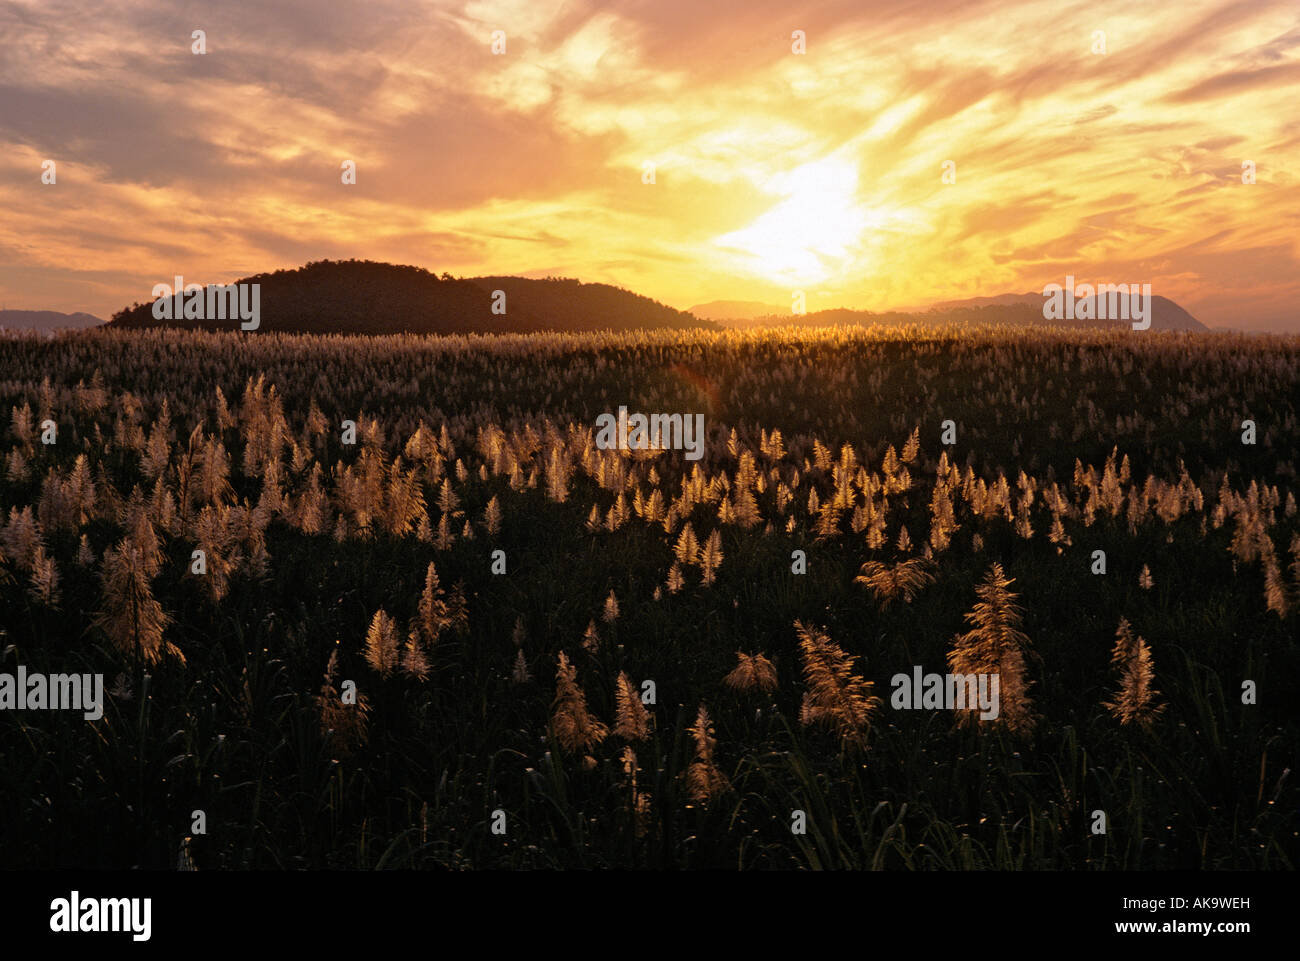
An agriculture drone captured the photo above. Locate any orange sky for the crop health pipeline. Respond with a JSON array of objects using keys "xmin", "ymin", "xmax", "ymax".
[{"xmin": 1, "ymin": 0, "xmax": 1297, "ymax": 329}]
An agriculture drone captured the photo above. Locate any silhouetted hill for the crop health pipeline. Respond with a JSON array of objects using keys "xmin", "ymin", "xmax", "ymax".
[
  {"xmin": 689, "ymin": 299, "xmax": 787, "ymax": 320},
  {"xmin": 107, "ymin": 260, "xmax": 713, "ymax": 335},
  {"xmin": 470, "ymin": 276, "xmax": 711, "ymax": 332},
  {"xmin": 714, "ymin": 295, "xmax": 1205, "ymax": 332},
  {"xmin": 0, "ymin": 309, "xmax": 103, "ymax": 331},
  {"xmin": 924, "ymin": 292, "xmax": 1206, "ymax": 331},
  {"xmin": 104, "ymin": 262, "xmax": 1206, "ymax": 336}
]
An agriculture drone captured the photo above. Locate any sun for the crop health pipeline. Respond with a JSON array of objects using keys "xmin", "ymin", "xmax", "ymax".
[{"xmin": 713, "ymin": 156, "xmax": 868, "ymax": 285}]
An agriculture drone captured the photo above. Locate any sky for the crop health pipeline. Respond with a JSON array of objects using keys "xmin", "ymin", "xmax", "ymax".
[{"xmin": 0, "ymin": 0, "xmax": 1297, "ymax": 330}]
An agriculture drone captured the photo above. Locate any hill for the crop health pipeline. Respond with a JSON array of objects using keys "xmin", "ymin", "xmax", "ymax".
[
  {"xmin": 712, "ymin": 295, "xmax": 1205, "ymax": 332},
  {"xmin": 0, "ymin": 309, "xmax": 103, "ymax": 331},
  {"xmin": 689, "ymin": 299, "xmax": 787, "ymax": 321},
  {"xmin": 107, "ymin": 260, "xmax": 713, "ymax": 335},
  {"xmin": 922, "ymin": 292, "xmax": 1206, "ymax": 331}
]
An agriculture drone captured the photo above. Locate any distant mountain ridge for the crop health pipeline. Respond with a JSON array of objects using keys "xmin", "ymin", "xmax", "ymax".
[
  {"xmin": 0, "ymin": 309, "xmax": 103, "ymax": 331},
  {"xmin": 100, "ymin": 262, "xmax": 1205, "ymax": 336},
  {"xmin": 923, "ymin": 291, "xmax": 1205, "ymax": 331},
  {"xmin": 698, "ymin": 292, "xmax": 1205, "ymax": 332},
  {"xmin": 689, "ymin": 300, "xmax": 787, "ymax": 321},
  {"xmin": 108, "ymin": 260, "xmax": 714, "ymax": 335}
]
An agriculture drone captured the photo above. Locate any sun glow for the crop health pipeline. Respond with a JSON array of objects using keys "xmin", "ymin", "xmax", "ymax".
[{"xmin": 713, "ymin": 156, "xmax": 868, "ymax": 285}]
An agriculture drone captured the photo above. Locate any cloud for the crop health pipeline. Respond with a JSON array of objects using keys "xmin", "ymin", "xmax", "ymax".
[
  {"xmin": 0, "ymin": 0, "xmax": 1295, "ymax": 329},
  {"xmin": 1166, "ymin": 62, "xmax": 1300, "ymax": 102}
]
